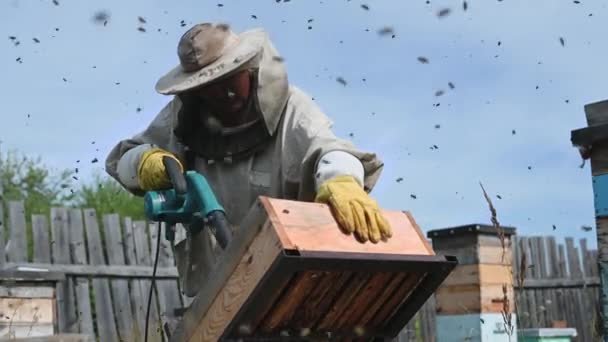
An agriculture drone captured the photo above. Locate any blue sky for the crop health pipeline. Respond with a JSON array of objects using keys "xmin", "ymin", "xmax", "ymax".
[{"xmin": 0, "ymin": 0, "xmax": 604, "ymax": 247}]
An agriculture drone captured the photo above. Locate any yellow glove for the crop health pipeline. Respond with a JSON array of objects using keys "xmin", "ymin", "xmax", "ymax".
[
  {"xmin": 315, "ymin": 175, "xmax": 392, "ymax": 243},
  {"xmin": 137, "ymin": 148, "xmax": 184, "ymax": 191}
]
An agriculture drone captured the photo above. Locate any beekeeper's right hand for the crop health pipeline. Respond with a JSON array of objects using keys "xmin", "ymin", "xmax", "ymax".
[{"xmin": 137, "ymin": 148, "xmax": 184, "ymax": 190}]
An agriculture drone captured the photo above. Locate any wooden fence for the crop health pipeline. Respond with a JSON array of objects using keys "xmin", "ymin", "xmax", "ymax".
[
  {"xmin": 394, "ymin": 235, "xmax": 601, "ymax": 342},
  {"xmin": 0, "ymin": 200, "xmax": 601, "ymax": 341},
  {"xmin": 0, "ymin": 200, "xmax": 187, "ymax": 341}
]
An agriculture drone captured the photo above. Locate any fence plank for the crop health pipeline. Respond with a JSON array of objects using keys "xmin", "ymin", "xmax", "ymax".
[
  {"xmin": 32, "ymin": 215, "xmax": 51, "ymax": 263},
  {"xmin": 133, "ymin": 220, "xmax": 162, "ymax": 342},
  {"xmin": 539, "ymin": 237, "xmax": 556, "ymax": 326},
  {"xmin": 512, "ymin": 235, "xmax": 523, "ymax": 329},
  {"xmin": 68, "ymin": 208, "xmax": 94, "ymax": 337},
  {"xmin": 547, "ymin": 237, "xmax": 567, "ymax": 325},
  {"xmin": 531, "ymin": 237, "xmax": 547, "ymax": 327},
  {"xmin": 148, "ymin": 223, "xmax": 182, "ymax": 331},
  {"xmin": 51, "ymin": 207, "xmax": 78, "ymax": 333},
  {"xmin": 0, "ymin": 201, "xmax": 5, "ymax": 265},
  {"xmin": 123, "ymin": 217, "xmax": 146, "ymax": 342},
  {"xmin": 557, "ymin": 243, "xmax": 577, "ymax": 331},
  {"xmin": 173, "ymin": 224, "xmax": 193, "ymax": 307},
  {"xmin": 103, "ymin": 214, "xmax": 138, "ymax": 342},
  {"xmin": 8, "ymin": 200, "xmax": 27, "ymax": 262},
  {"xmin": 83, "ymin": 209, "xmax": 119, "ymax": 342},
  {"xmin": 565, "ymin": 238, "xmax": 587, "ymax": 341},
  {"xmin": 521, "ymin": 237, "xmax": 537, "ymax": 328},
  {"xmin": 580, "ymin": 238, "xmax": 594, "ymax": 278}
]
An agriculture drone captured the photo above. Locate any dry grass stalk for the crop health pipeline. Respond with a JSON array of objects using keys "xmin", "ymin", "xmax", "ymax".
[{"xmin": 480, "ymin": 182, "xmax": 515, "ymax": 339}]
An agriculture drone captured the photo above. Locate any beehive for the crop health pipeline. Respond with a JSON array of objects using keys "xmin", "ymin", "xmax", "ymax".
[{"xmin": 172, "ymin": 197, "xmax": 457, "ymax": 341}]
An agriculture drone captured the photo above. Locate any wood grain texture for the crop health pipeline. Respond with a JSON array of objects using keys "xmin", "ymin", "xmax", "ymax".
[
  {"xmin": 123, "ymin": 217, "xmax": 146, "ymax": 342},
  {"xmin": 103, "ymin": 214, "xmax": 137, "ymax": 342},
  {"xmin": 261, "ymin": 197, "xmax": 432, "ymax": 256},
  {"xmin": 31, "ymin": 215, "xmax": 51, "ymax": 264},
  {"xmin": 132, "ymin": 220, "xmax": 162, "ymax": 342},
  {"xmin": 0, "ymin": 298, "xmax": 54, "ymax": 324},
  {"xmin": 8, "ymin": 200, "xmax": 27, "ymax": 262},
  {"xmin": 440, "ymin": 264, "xmax": 512, "ymax": 287},
  {"xmin": 435, "ymin": 283, "xmax": 513, "ymax": 315},
  {"xmin": 188, "ymin": 220, "xmax": 282, "ymax": 341},
  {"xmin": 67, "ymin": 209, "xmax": 94, "ymax": 336},
  {"xmin": 83, "ymin": 209, "xmax": 119, "ymax": 342},
  {"xmin": 531, "ymin": 237, "xmax": 546, "ymax": 327},
  {"xmin": 50, "ymin": 207, "xmax": 77, "ymax": 333}
]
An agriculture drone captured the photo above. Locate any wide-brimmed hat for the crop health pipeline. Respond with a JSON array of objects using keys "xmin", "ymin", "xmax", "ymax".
[{"xmin": 155, "ymin": 23, "xmax": 265, "ymax": 95}]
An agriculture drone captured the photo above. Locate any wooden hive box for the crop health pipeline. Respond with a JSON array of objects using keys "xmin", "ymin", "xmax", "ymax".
[
  {"xmin": 172, "ymin": 197, "xmax": 457, "ymax": 341},
  {"xmin": 0, "ymin": 269, "xmax": 65, "ymax": 339}
]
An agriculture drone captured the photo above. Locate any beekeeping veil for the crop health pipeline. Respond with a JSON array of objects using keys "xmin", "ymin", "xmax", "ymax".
[{"xmin": 155, "ymin": 22, "xmax": 289, "ymax": 161}]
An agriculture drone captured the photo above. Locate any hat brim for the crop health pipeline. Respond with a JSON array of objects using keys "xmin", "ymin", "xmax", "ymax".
[{"xmin": 155, "ymin": 30, "xmax": 265, "ymax": 95}]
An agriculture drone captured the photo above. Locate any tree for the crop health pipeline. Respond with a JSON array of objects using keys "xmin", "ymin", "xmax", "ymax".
[
  {"xmin": 74, "ymin": 171, "xmax": 145, "ymax": 221},
  {"xmin": 0, "ymin": 148, "xmax": 145, "ymax": 220},
  {"xmin": 0, "ymin": 149, "xmax": 76, "ymax": 218}
]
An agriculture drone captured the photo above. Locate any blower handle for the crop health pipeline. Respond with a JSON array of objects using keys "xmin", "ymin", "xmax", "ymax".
[
  {"xmin": 207, "ymin": 211, "xmax": 231, "ymax": 249},
  {"xmin": 163, "ymin": 156, "xmax": 187, "ymax": 195}
]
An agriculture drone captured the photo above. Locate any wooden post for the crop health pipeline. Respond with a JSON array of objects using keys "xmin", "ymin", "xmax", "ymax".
[
  {"xmin": 428, "ymin": 224, "xmax": 517, "ymax": 342},
  {"xmin": 571, "ymin": 99, "xmax": 608, "ymax": 341}
]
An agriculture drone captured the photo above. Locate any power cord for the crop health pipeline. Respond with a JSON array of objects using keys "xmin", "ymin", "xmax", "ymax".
[{"xmin": 145, "ymin": 221, "xmax": 162, "ymax": 342}]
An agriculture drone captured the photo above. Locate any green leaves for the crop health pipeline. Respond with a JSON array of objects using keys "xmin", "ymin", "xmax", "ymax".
[
  {"xmin": 74, "ymin": 172, "xmax": 145, "ymax": 220},
  {"xmin": 0, "ymin": 149, "xmax": 144, "ymax": 220}
]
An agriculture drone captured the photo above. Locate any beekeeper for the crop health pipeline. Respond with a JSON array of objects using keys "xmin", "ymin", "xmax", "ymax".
[{"xmin": 105, "ymin": 23, "xmax": 391, "ymax": 296}]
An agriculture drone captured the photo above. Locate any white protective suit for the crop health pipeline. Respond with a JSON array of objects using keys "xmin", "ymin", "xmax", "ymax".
[{"xmin": 105, "ymin": 28, "xmax": 384, "ymax": 296}]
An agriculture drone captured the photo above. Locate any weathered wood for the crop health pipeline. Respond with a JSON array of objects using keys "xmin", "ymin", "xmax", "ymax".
[
  {"xmin": 148, "ymin": 222, "xmax": 182, "ymax": 333},
  {"xmin": 7, "ymin": 200, "xmax": 27, "ymax": 262},
  {"xmin": 568, "ymin": 238, "xmax": 590, "ymax": 341},
  {"xmin": 581, "ymin": 238, "xmax": 593, "ymax": 277},
  {"xmin": 3, "ymin": 262, "xmax": 178, "ymax": 279},
  {"xmin": 123, "ymin": 217, "xmax": 146, "ymax": 342},
  {"xmin": 531, "ymin": 237, "xmax": 547, "ymax": 326},
  {"xmin": 7, "ymin": 335, "xmax": 95, "ymax": 342},
  {"xmin": 67, "ymin": 208, "xmax": 94, "ymax": 336},
  {"xmin": 103, "ymin": 214, "xmax": 137, "ymax": 342},
  {"xmin": 0, "ymin": 286, "xmax": 54, "ymax": 298},
  {"xmin": 0, "ymin": 201, "xmax": 5, "ymax": 265},
  {"xmin": 50, "ymin": 207, "xmax": 77, "ymax": 333},
  {"xmin": 584, "ymin": 99, "xmax": 608, "ymax": 125},
  {"xmin": 557, "ymin": 244, "xmax": 576, "ymax": 331},
  {"xmin": 440, "ymin": 264, "xmax": 512, "ymax": 287},
  {"xmin": 132, "ymin": 220, "xmax": 162, "ymax": 342},
  {"xmin": 191, "ymin": 219, "xmax": 283, "ymax": 340},
  {"xmin": 521, "ymin": 237, "xmax": 537, "ymax": 327},
  {"xmin": 171, "ymin": 201, "xmax": 268, "ymax": 342},
  {"xmin": 83, "ymin": 208, "xmax": 119, "ymax": 342},
  {"xmin": 32, "ymin": 215, "xmax": 51, "ymax": 264},
  {"xmin": 0, "ymin": 297, "xmax": 54, "ymax": 324}
]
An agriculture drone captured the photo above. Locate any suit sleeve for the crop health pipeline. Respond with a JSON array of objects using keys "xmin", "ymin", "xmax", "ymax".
[{"xmin": 105, "ymin": 98, "xmax": 185, "ymax": 196}]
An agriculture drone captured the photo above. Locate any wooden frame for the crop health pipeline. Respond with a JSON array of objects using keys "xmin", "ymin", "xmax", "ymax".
[{"xmin": 171, "ymin": 197, "xmax": 456, "ymax": 341}]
